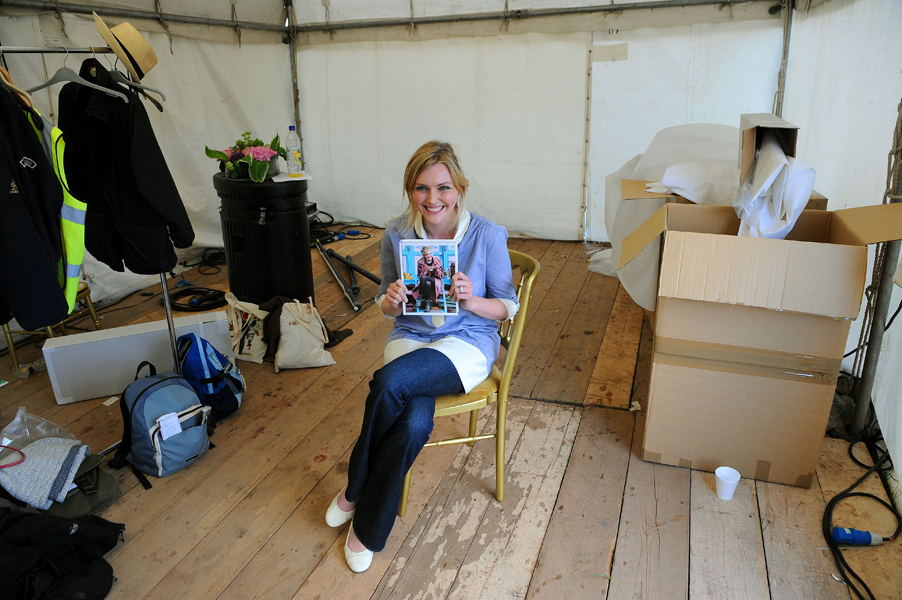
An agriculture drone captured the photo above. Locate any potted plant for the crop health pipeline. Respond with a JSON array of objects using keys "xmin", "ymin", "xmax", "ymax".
[{"xmin": 205, "ymin": 131, "xmax": 288, "ymax": 183}]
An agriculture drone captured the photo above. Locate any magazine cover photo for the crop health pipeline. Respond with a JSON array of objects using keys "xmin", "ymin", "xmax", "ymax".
[{"xmin": 400, "ymin": 239, "xmax": 459, "ymax": 316}]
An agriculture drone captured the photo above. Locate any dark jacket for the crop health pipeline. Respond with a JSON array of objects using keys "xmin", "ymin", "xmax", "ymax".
[
  {"xmin": 58, "ymin": 59, "xmax": 194, "ymax": 275},
  {"xmin": 0, "ymin": 88, "xmax": 70, "ymax": 330}
]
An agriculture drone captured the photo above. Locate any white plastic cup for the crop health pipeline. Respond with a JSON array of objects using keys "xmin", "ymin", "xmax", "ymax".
[{"xmin": 714, "ymin": 466, "xmax": 741, "ymax": 501}]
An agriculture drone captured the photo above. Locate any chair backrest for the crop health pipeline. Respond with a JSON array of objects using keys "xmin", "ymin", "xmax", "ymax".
[{"xmin": 497, "ymin": 250, "xmax": 541, "ymax": 397}]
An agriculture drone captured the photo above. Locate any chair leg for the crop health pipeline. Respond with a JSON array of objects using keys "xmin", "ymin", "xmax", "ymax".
[
  {"xmin": 467, "ymin": 410, "xmax": 478, "ymax": 447},
  {"xmin": 2, "ymin": 323, "xmax": 18, "ymax": 372},
  {"xmin": 496, "ymin": 402, "xmax": 507, "ymax": 502},
  {"xmin": 398, "ymin": 468, "xmax": 412, "ymax": 517},
  {"xmin": 85, "ymin": 289, "xmax": 102, "ymax": 330}
]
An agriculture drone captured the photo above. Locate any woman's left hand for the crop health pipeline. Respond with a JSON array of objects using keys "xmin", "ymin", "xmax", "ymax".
[
  {"xmin": 451, "ymin": 273, "xmax": 472, "ymax": 303},
  {"xmin": 451, "ymin": 271, "xmax": 510, "ymax": 321}
]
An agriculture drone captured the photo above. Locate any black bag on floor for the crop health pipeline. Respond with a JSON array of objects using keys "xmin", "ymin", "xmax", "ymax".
[{"xmin": 0, "ymin": 500, "xmax": 124, "ymax": 600}]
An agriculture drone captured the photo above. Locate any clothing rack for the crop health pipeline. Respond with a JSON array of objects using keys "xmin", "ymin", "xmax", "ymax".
[
  {"xmin": 2, "ymin": 43, "xmax": 182, "ymax": 377},
  {"xmin": 0, "ymin": 46, "xmax": 114, "ymax": 54}
]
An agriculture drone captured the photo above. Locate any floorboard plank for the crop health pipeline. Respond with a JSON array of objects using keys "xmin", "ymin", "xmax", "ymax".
[
  {"xmin": 605, "ymin": 371, "xmax": 690, "ymax": 600},
  {"xmin": 585, "ymin": 283, "xmax": 644, "ymax": 409},
  {"xmin": 756, "ymin": 477, "xmax": 851, "ymax": 599},
  {"xmin": 512, "ymin": 244, "xmax": 593, "ymax": 400},
  {"xmin": 526, "ymin": 407, "xmax": 633, "ymax": 600},
  {"xmin": 689, "ymin": 472, "xmax": 769, "ymax": 600},
  {"xmin": 531, "ymin": 260, "xmax": 619, "ymax": 404}
]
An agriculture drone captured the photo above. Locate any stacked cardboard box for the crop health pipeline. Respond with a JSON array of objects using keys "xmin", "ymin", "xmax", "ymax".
[{"xmin": 617, "ymin": 115, "xmax": 902, "ymax": 487}]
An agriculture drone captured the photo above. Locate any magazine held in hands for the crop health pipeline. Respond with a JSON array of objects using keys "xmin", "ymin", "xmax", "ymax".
[{"xmin": 400, "ymin": 239, "xmax": 459, "ymax": 316}]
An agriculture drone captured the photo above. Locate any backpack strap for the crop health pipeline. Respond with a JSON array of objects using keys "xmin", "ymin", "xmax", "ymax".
[
  {"xmin": 135, "ymin": 361, "xmax": 156, "ymax": 378},
  {"xmin": 107, "ymin": 364, "xmax": 156, "ymax": 490}
]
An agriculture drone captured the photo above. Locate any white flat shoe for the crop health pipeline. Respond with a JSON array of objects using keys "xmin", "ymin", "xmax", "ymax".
[
  {"xmin": 344, "ymin": 522, "xmax": 373, "ymax": 573},
  {"xmin": 325, "ymin": 491, "xmax": 355, "ymax": 527}
]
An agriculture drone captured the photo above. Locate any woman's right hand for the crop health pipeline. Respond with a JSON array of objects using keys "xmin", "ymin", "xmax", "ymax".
[{"xmin": 383, "ymin": 279, "xmax": 408, "ymax": 315}]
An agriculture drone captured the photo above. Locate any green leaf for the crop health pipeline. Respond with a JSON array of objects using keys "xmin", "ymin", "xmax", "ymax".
[
  {"xmin": 248, "ymin": 159, "xmax": 268, "ymax": 183},
  {"xmin": 270, "ymin": 133, "xmax": 281, "ymax": 152},
  {"xmin": 239, "ymin": 154, "xmax": 253, "ymax": 164},
  {"xmin": 205, "ymin": 146, "xmax": 230, "ymax": 161}
]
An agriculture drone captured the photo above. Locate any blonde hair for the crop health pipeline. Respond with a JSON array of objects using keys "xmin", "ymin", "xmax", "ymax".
[{"xmin": 401, "ymin": 141, "xmax": 469, "ymax": 234}]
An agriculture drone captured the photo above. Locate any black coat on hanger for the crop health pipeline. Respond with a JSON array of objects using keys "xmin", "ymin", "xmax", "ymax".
[
  {"xmin": 0, "ymin": 88, "xmax": 70, "ymax": 330},
  {"xmin": 57, "ymin": 59, "xmax": 194, "ymax": 275}
]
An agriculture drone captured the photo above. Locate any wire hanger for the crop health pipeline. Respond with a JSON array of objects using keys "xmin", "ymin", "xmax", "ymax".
[{"xmin": 25, "ymin": 48, "xmax": 128, "ymax": 103}]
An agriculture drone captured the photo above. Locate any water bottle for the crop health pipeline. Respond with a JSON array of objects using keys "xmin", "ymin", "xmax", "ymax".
[{"xmin": 286, "ymin": 125, "xmax": 302, "ymax": 177}]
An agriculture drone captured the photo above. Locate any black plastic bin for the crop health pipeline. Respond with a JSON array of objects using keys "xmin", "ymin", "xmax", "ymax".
[{"xmin": 213, "ymin": 173, "xmax": 314, "ymax": 305}]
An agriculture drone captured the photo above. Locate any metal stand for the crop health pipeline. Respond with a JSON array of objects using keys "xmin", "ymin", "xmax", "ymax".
[
  {"xmin": 160, "ymin": 274, "xmax": 182, "ymax": 377},
  {"xmin": 314, "ymin": 241, "xmax": 383, "ymax": 311}
]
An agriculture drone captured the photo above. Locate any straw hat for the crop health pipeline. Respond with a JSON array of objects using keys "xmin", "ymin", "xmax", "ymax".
[{"xmin": 93, "ymin": 12, "xmax": 158, "ymax": 82}]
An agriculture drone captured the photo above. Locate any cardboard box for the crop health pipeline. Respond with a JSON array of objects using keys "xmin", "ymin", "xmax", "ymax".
[
  {"xmin": 738, "ymin": 113, "xmax": 799, "ymax": 183},
  {"xmin": 620, "ymin": 178, "xmax": 828, "ymax": 211},
  {"xmin": 42, "ymin": 311, "xmax": 232, "ymax": 405},
  {"xmin": 618, "ymin": 203, "xmax": 902, "ymax": 486}
]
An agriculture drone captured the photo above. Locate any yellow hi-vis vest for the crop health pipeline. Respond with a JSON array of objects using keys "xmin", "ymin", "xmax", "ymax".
[{"xmin": 28, "ymin": 110, "xmax": 86, "ymax": 313}]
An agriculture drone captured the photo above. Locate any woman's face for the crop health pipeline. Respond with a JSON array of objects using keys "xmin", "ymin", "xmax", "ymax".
[
  {"xmin": 422, "ymin": 248, "xmax": 433, "ymax": 260},
  {"xmin": 412, "ymin": 163, "xmax": 458, "ymax": 236}
]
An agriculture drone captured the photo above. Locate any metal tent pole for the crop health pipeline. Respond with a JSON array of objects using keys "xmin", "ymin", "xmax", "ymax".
[{"xmin": 851, "ymin": 207, "xmax": 902, "ymax": 436}]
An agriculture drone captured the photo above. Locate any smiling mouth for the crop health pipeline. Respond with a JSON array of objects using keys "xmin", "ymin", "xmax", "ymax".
[{"xmin": 424, "ymin": 205, "xmax": 444, "ymax": 214}]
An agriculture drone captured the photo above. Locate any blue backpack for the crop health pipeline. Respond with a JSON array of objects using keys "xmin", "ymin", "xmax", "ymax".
[
  {"xmin": 177, "ymin": 333, "xmax": 246, "ymax": 422},
  {"xmin": 108, "ymin": 361, "xmax": 211, "ymax": 487}
]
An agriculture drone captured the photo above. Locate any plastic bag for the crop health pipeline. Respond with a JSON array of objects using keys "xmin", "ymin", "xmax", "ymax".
[{"xmin": 0, "ymin": 407, "xmax": 76, "ymax": 463}]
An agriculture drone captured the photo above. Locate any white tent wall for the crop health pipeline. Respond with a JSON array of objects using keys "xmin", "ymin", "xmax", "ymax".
[
  {"xmin": 296, "ymin": 33, "xmax": 587, "ymax": 238},
  {"xmin": 782, "ymin": 0, "xmax": 902, "ymax": 507},
  {"xmin": 586, "ymin": 19, "xmax": 784, "ymax": 242}
]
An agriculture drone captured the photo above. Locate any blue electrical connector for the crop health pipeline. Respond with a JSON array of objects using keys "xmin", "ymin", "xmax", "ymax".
[{"xmin": 832, "ymin": 527, "xmax": 883, "ymax": 546}]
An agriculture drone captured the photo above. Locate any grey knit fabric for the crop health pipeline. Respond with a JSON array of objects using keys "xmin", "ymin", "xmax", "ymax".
[{"xmin": 0, "ymin": 437, "xmax": 89, "ymax": 510}]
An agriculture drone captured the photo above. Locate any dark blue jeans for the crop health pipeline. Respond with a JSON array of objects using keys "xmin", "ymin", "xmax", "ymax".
[{"xmin": 345, "ymin": 348, "xmax": 464, "ymax": 551}]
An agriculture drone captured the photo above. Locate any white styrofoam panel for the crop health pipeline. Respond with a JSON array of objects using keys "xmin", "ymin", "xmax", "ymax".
[{"xmin": 42, "ymin": 312, "xmax": 232, "ymax": 405}]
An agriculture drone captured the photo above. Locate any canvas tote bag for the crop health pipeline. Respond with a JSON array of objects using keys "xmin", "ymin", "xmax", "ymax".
[
  {"xmin": 274, "ymin": 297, "xmax": 335, "ymax": 372},
  {"xmin": 225, "ymin": 292, "xmax": 269, "ymax": 363}
]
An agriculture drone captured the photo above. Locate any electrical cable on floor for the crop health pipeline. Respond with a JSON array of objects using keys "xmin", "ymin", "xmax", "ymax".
[
  {"xmin": 164, "ymin": 287, "xmax": 228, "ymax": 311},
  {"xmin": 179, "ymin": 248, "xmax": 227, "ymax": 276},
  {"xmin": 822, "ymin": 427, "xmax": 902, "ymax": 600},
  {"xmin": 308, "ymin": 212, "xmax": 377, "ymax": 246}
]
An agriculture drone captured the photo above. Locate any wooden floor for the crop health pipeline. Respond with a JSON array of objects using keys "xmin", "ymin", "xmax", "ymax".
[{"xmin": 2, "ymin": 230, "xmax": 900, "ymax": 600}]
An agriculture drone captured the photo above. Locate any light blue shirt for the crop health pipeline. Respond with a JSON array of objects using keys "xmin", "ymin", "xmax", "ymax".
[{"xmin": 379, "ymin": 212, "xmax": 519, "ymax": 380}]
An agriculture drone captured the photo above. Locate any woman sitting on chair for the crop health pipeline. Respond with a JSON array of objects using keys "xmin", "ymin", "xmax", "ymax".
[
  {"xmin": 325, "ymin": 140, "xmax": 519, "ymax": 572},
  {"xmin": 415, "ymin": 246, "xmax": 444, "ymax": 310}
]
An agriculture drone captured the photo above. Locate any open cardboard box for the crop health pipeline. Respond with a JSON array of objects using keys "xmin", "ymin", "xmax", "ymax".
[
  {"xmin": 618, "ymin": 202, "xmax": 902, "ymax": 486},
  {"xmin": 620, "ymin": 178, "xmax": 828, "ymax": 211}
]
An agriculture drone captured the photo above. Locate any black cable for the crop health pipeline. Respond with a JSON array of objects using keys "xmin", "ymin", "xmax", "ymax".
[
  {"xmin": 822, "ymin": 433, "xmax": 902, "ymax": 600},
  {"xmin": 844, "ymin": 295, "xmax": 902, "ymax": 358},
  {"xmin": 179, "ymin": 248, "xmax": 227, "ymax": 276},
  {"xmin": 164, "ymin": 287, "xmax": 228, "ymax": 311}
]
